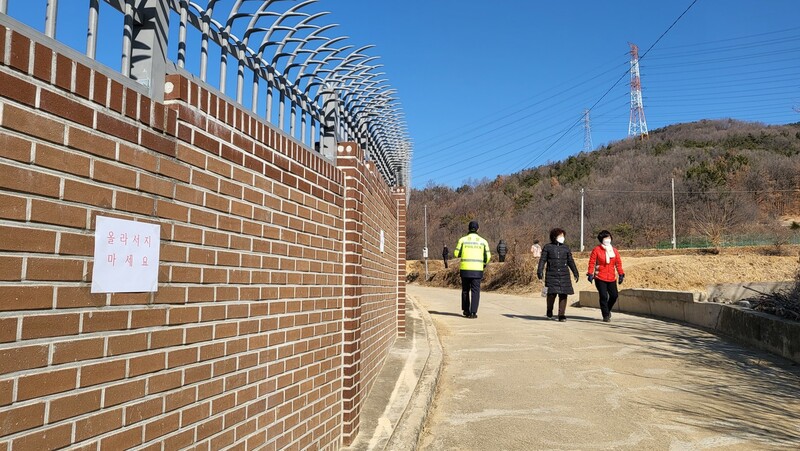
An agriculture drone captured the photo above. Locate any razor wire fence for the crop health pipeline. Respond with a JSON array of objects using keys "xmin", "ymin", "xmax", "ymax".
[{"xmin": 0, "ymin": 0, "xmax": 412, "ymax": 186}]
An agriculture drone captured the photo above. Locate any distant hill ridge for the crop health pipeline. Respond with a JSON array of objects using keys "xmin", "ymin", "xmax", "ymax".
[{"xmin": 408, "ymin": 119, "xmax": 800, "ymax": 259}]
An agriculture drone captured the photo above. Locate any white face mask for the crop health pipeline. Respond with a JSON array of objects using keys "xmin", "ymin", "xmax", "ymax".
[
  {"xmin": 556, "ymin": 236, "xmax": 565, "ymax": 244},
  {"xmin": 603, "ymin": 239, "xmax": 611, "ymax": 246}
]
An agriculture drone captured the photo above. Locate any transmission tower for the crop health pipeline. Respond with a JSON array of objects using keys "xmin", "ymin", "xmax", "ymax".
[
  {"xmin": 583, "ymin": 109, "xmax": 593, "ymax": 152},
  {"xmin": 628, "ymin": 43, "xmax": 648, "ymax": 139}
]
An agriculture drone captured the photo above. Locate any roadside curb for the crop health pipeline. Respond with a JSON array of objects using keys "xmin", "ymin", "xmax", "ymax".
[{"xmin": 384, "ymin": 294, "xmax": 444, "ymax": 450}]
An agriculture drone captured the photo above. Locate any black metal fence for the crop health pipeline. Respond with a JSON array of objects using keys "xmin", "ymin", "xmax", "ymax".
[{"xmin": 0, "ymin": 0, "xmax": 411, "ymax": 186}]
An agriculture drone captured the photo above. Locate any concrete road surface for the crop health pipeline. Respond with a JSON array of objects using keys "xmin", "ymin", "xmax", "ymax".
[{"xmin": 410, "ymin": 285, "xmax": 800, "ymax": 450}]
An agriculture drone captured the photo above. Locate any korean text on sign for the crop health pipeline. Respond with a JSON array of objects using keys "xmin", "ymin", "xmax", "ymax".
[{"xmin": 91, "ymin": 216, "xmax": 160, "ymax": 293}]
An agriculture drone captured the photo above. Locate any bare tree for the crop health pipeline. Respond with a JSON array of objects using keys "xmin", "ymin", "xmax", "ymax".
[{"xmin": 689, "ymin": 196, "xmax": 750, "ymax": 250}]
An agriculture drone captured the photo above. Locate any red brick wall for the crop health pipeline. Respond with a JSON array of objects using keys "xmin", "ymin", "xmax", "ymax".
[
  {"xmin": 393, "ymin": 187, "xmax": 408, "ymax": 336},
  {"xmin": 0, "ymin": 26, "xmax": 405, "ymax": 450},
  {"xmin": 337, "ymin": 145, "xmax": 405, "ymax": 444},
  {"xmin": 357, "ymin": 161, "xmax": 402, "ymax": 412}
]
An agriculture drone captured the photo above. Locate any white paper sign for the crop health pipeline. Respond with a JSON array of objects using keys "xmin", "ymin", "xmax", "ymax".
[
  {"xmin": 91, "ymin": 216, "xmax": 160, "ymax": 293},
  {"xmin": 380, "ymin": 229, "xmax": 385, "ymax": 253}
]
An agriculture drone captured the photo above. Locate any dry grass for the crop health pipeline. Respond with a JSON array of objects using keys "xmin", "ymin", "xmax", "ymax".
[
  {"xmin": 407, "ymin": 245, "xmax": 800, "ymax": 293},
  {"xmin": 484, "ymin": 254, "xmax": 539, "ymax": 292},
  {"xmin": 407, "ymin": 247, "xmax": 800, "ymax": 323}
]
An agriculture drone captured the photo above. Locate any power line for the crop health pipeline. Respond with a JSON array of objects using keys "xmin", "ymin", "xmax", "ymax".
[
  {"xmin": 651, "ymin": 95, "xmax": 798, "ymax": 107},
  {"xmin": 510, "ymin": 0, "xmax": 701, "ymax": 173},
  {"xmin": 638, "ymin": 0, "xmax": 701, "ymax": 60},
  {"xmin": 645, "ymin": 64, "xmax": 800, "ymax": 81},
  {"xmin": 648, "ymin": 104, "xmax": 799, "ymax": 115},
  {"xmin": 646, "ymin": 75, "xmax": 800, "ymax": 93},
  {"xmin": 650, "ymin": 26, "xmax": 800, "ymax": 51},
  {"xmin": 642, "ymin": 47, "xmax": 800, "ymax": 69},
  {"xmin": 587, "ymin": 189, "xmax": 800, "ymax": 194},
  {"xmin": 412, "ymin": 62, "xmax": 628, "ymax": 162},
  {"xmin": 647, "ymin": 84, "xmax": 800, "ymax": 100},
  {"xmin": 411, "ymin": 60, "xmax": 628, "ymax": 148},
  {"xmin": 412, "ymin": 0, "xmax": 799, "ymax": 188},
  {"xmin": 505, "ymin": 70, "xmax": 626, "ymax": 170},
  {"xmin": 413, "ymin": 88, "xmax": 629, "ymax": 168},
  {"xmin": 413, "ymin": 125, "xmax": 579, "ymax": 180},
  {"xmin": 644, "ymin": 35, "xmax": 800, "ymax": 60}
]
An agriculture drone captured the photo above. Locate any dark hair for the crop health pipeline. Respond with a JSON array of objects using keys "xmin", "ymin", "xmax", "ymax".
[
  {"xmin": 549, "ymin": 228, "xmax": 566, "ymax": 243},
  {"xmin": 533, "ymin": 239, "xmax": 539, "ymax": 244},
  {"xmin": 597, "ymin": 230, "xmax": 612, "ymax": 243}
]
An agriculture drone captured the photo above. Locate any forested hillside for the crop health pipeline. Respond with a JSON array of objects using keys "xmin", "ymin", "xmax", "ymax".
[{"xmin": 408, "ymin": 119, "xmax": 800, "ymax": 259}]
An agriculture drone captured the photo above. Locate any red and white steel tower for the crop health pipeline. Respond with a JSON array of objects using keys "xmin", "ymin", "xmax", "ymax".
[{"xmin": 628, "ymin": 43, "xmax": 648, "ymax": 138}]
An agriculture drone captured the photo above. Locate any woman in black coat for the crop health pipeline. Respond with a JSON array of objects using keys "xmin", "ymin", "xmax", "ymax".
[{"xmin": 536, "ymin": 228, "xmax": 579, "ymax": 321}]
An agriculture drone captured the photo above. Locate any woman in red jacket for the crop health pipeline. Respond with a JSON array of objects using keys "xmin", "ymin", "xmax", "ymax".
[{"xmin": 587, "ymin": 230, "xmax": 625, "ymax": 322}]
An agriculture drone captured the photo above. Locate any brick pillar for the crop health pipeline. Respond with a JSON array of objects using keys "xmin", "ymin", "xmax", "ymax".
[
  {"xmin": 337, "ymin": 142, "xmax": 365, "ymax": 445},
  {"xmin": 392, "ymin": 187, "xmax": 408, "ymax": 336}
]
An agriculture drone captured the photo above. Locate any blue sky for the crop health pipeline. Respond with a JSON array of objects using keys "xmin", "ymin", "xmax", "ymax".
[
  {"xmin": 324, "ymin": 0, "xmax": 800, "ymax": 188},
  {"xmin": 7, "ymin": 1, "xmax": 800, "ymax": 189}
]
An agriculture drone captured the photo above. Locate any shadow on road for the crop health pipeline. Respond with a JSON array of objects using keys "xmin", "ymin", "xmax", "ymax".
[
  {"xmin": 613, "ymin": 319, "xmax": 800, "ymax": 447},
  {"xmin": 428, "ymin": 310, "xmax": 467, "ymax": 318},
  {"xmin": 501, "ymin": 314, "xmax": 552, "ymax": 321},
  {"xmin": 502, "ymin": 313, "xmax": 597, "ymax": 322}
]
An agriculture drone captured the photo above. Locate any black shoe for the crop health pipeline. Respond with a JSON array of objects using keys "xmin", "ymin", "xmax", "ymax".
[
  {"xmin": 463, "ymin": 311, "xmax": 470, "ymax": 318},
  {"xmin": 469, "ymin": 313, "xmax": 477, "ymax": 319},
  {"xmin": 558, "ymin": 315, "xmax": 567, "ymax": 322},
  {"xmin": 602, "ymin": 316, "xmax": 610, "ymax": 323},
  {"xmin": 546, "ymin": 312, "xmax": 553, "ymax": 319}
]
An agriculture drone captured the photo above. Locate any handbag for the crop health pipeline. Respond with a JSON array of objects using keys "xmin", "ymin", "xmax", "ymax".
[{"xmin": 541, "ymin": 285, "xmax": 548, "ymax": 297}]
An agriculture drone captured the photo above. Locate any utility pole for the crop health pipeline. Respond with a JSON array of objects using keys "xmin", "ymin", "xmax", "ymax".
[
  {"xmin": 424, "ymin": 204, "xmax": 429, "ymax": 280},
  {"xmin": 580, "ymin": 188, "xmax": 585, "ymax": 252},
  {"xmin": 671, "ymin": 178, "xmax": 677, "ymax": 250}
]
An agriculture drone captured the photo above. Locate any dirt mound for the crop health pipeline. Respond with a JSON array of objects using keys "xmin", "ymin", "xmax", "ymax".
[
  {"xmin": 622, "ymin": 253, "xmax": 798, "ymax": 291},
  {"xmin": 408, "ymin": 246, "xmax": 800, "ymax": 294}
]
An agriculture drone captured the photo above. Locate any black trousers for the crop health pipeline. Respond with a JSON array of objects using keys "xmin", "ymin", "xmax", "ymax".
[
  {"xmin": 546, "ymin": 293, "xmax": 568, "ymax": 317},
  {"xmin": 461, "ymin": 277, "xmax": 481, "ymax": 314},
  {"xmin": 595, "ymin": 279, "xmax": 619, "ymax": 318}
]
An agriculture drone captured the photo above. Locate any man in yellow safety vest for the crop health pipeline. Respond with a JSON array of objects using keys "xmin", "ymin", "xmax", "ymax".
[{"xmin": 454, "ymin": 220, "xmax": 491, "ymax": 318}]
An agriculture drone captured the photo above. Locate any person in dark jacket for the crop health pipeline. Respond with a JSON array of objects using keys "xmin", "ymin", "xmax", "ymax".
[
  {"xmin": 536, "ymin": 228, "xmax": 580, "ymax": 321},
  {"xmin": 442, "ymin": 245, "xmax": 449, "ymax": 269},
  {"xmin": 587, "ymin": 230, "xmax": 625, "ymax": 322},
  {"xmin": 496, "ymin": 240, "xmax": 508, "ymax": 262}
]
